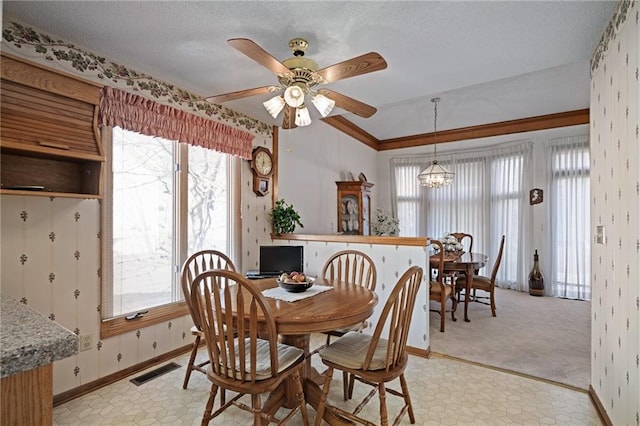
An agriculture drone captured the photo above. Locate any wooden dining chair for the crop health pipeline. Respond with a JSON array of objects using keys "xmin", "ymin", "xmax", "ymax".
[
  {"xmin": 458, "ymin": 235, "xmax": 505, "ymax": 316},
  {"xmin": 429, "ymin": 239, "xmax": 458, "ymax": 332},
  {"xmin": 180, "ymin": 250, "xmax": 236, "ymax": 390},
  {"xmin": 314, "ymin": 265, "xmax": 423, "ymax": 426},
  {"xmin": 191, "ymin": 269, "xmax": 310, "ymax": 425},
  {"xmin": 319, "ymin": 249, "xmax": 377, "ymax": 400},
  {"xmin": 449, "ymin": 232, "xmax": 473, "ymax": 253},
  {"xmin": 449, "ymin": 232, "xmax": 476, "ymax": 294}
]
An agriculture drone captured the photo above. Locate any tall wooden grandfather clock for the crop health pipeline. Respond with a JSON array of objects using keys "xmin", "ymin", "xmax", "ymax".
[{"xmin": 336, "ymin": 181, "xmax": 374, "ymax": 235}]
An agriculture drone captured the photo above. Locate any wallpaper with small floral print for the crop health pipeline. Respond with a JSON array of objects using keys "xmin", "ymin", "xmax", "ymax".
[
  {"xmin": 1, "ymin": 20, "xmax": 272, "ymax": 137},
  {"xmin": 270, "ymin": 239, "xmax": 431, "ymax": 351},
  {"xmin": 0, "ymin": 142, "xmax": 273, "ymax": 397},
  {"xmin": 0, "ymin": 38, "xmax": 274, "ymax": 396},
  {"xmin": 589, "ymin": 1, "xmax": 640, "ymax": 424}
]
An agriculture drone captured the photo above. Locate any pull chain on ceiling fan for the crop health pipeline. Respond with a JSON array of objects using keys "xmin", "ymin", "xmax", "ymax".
[{"xmin": 206, "ymin": 37, "xmax": 388, "ymax": 129}]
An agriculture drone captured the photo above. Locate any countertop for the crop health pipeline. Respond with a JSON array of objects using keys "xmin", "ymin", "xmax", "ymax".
[{"xmin": 0, "ymin": 295, "xmax": 78, "ymax": 378}]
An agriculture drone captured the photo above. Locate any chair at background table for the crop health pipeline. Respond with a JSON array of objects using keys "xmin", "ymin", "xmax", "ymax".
[
  {"xmin": 449, "ymin": 232, "xmax": 473, "ymax": 253},
  {"xmin": 449, "ymin": 232, "xmax": 477, "ymax": 294},
  {"xmin": 180, "ymin": 250, "xmax": 236, "ymax": 391},
  {"xmin": 191, "ymin": 270, "xmax": 309, "ymax": 425},
  {"xmin": 314, "ymin": 265, "xmax": 423, "ymax": 426},
  {"xmin": 457, "ymin": 235, "xmax": 505, "ymax": 317},
  {"xmin": 429, "ymin": 239, "xmax": 458, "ymax": 332},
  {"xmin": 319, "ymin": 249, "xmax": 377, "ymax": 400}
]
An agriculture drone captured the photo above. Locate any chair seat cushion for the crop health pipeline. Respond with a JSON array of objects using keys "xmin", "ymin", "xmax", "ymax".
[
  {"xmin": 430, "ymin": 284, "xmax": 453, "ymax": 297},
  {"xmin": 319, "ymin": 331, "xmax": 388, "ymax": 371},
  {"xmin": 210, "ymin": 338, "xmax": 304, "ymax": 381},
  {"xmin": 472, "ymin": 275, "xmax": 492, "ymax": 290}
]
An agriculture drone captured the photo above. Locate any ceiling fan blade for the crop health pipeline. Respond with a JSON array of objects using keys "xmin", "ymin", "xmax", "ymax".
[
  {"xmin": 205, "ymin": 86, "xmax": 280, "ymax": 104},
  {"xmin": 318, "ymin": 89, "xmax": 377, "ymax": 118},
  {"xmin": 316, "ymin": 52, "xmax": 387, "ymax": 83},
  {"xmin": 228, "ymin": 38, "xmax": 292, "ymax": 76},
  {"xmin": 282, "ymin": 105, "xmax": 297, "ymax": 129}
]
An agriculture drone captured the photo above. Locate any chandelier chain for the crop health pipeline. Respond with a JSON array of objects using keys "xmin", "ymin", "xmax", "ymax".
[{"xmin": 432, "ymin": 97, "xmax": 440, "ymax": 159}]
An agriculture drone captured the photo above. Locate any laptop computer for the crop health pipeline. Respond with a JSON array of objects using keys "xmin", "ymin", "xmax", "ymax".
[{"xmin": 246, "ymin": 245, "xmax": 304, "ymax": 279}]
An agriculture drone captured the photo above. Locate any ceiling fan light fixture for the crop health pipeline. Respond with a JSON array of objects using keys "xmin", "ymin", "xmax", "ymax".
[
  {"xmin": 294, "ymin": 105, "xmax": 311, "ymax": 127},
  {"xmin": 312, "ymin": 93, "xmax": 335, "ymax": 117},
  {"xmin": 263, "ymin": 95, "xmax": 286, "ymax": 118},
  {"xmin": 284, "ymin": 85, "xmax": 305, "ymax": 108}
]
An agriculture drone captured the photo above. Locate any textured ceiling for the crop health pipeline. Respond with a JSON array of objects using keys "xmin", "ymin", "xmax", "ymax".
[{"xmin": 2, "ymin": 1, "xmax": 617, "ymax": 140}]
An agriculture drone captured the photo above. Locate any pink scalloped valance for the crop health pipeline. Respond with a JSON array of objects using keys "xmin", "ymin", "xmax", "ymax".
[{"xmin": 99, "ymin": 86, "xmax": 253, "ymax": 159}]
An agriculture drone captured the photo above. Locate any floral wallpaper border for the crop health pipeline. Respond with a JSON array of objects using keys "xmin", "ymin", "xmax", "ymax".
[
  {"xmin": 591, "ymin": 0, "xmax": 634, "ymax": 75},
  {"xmin": 1, "ymin": 21, "xmax": 272, "ymax": 137}
]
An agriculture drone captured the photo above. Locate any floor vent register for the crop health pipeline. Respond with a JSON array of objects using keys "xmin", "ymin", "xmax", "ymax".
[{"xmin": 130, "ymin": 362, "xmax": 181, "ymax": 386}]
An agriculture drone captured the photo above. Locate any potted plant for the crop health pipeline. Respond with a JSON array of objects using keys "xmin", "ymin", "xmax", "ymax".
[{"xmin": 270, "ymin": 199, "xmax": 303, "ymax": 235}]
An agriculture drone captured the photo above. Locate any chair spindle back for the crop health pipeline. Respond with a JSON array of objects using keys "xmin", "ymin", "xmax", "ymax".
[
  {"xmin": 321, "ymin": 250, "xmax": 377, "ymax": 291},
  {"xmin": 191, "ymin": 270, "xmax": 279, "ymax": 383},
  {"xmin": 365, "ymin": 265, "xmax": 423, "ymax": 373}
]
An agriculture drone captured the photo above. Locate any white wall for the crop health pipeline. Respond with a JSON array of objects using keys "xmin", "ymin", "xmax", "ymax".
[{"xmin": 277, "ymin": 124, "xmax": 378, "ymax": 234}]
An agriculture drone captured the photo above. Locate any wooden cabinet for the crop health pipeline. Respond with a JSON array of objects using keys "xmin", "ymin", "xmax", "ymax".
[
  {"xmin": 336, "ymin": 181, "xmax": 374, "ymax": 235},
  {"xmin": 0, "ymin": 54, "xmax": 104, "ymax": 198}
]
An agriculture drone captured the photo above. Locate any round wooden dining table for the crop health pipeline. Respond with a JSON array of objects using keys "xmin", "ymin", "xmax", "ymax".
[
  {"xmin": 240, "ymin": 277, "xmax": 378, "ymax": 425},
  {"xmin": 441, "ymin": 252, "xmax": 488, "ymax": 322}
]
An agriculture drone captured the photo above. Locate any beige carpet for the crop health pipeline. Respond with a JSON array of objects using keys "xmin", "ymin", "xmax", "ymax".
[{"xmin": 429, "ymin": 287, "xmax": 591, "ymax": 390}]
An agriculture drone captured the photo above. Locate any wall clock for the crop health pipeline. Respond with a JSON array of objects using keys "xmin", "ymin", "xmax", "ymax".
[{"xmin": 250, "ymin": 146, "xmax": 273, "ymax": 196}]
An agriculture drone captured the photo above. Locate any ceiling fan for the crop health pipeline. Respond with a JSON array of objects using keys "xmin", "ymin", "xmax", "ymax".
[{"xmin": 206, "ymin": 38, "xmax": 388, "ymax": 129}]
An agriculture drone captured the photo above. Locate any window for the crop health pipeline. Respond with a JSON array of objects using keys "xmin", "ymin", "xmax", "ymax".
[
  {"xmin": 489, "ymin": 153, "xmax": 524, "ymax": 287},
  {"xmin": 103, "ymin": 127, "xmax": 230, "ymax": 319},
  {"xmin": 392, "ymin": 162, "xmax": 424, "ymax": 237},
  {"xmin": 549, "ymin": 136, "xmax": 590, "ymax": 300},
  {"xmin": 391, "ymin": 142, "xmax": 531, "ymax": 289},
  {"xmin": 424, "ymin": 158, "xmax": 487, "ymax": 241}
]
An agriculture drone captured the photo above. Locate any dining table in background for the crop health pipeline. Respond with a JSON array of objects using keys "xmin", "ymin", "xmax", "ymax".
[
  {"xmin": 229, "ymin": 277, "xmax": 378, "ymax": 426},
  {"xmin": 431, "ymin": 251, "xmax": 488, "ymax": 323}
]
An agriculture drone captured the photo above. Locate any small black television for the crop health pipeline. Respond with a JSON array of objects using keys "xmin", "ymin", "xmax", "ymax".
[{"xmin": 259, "ymin": 245, "xmax": 304, "ymax": 276}]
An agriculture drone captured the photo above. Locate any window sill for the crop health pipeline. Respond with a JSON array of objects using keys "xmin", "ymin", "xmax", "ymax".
[{"xmin": 100, "ymin": 302, "xmax": 189, "ymax": 339}]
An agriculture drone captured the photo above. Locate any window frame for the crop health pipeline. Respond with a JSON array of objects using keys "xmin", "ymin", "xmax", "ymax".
[
  {"xmin": 549, "ymin": 141, "xmax": 591, "ymax": 299},
  {"xmin": 391, "ymin": 144, "xmax": 529, "ymax": 288},
  {"xmin": 99, "ymin": 127, "xmax": 239, "ymax": 338}
]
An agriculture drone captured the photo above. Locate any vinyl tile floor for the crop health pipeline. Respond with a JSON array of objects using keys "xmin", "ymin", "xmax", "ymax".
[{"xmin": 53, "ymin": 334, "xmax": 603, "ymax": 425}]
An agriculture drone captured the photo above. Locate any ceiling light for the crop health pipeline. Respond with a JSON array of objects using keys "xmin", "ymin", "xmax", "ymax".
[
  {"xmin": 284, "ymin": 85, "xmax": 305, "ymax": 108},
  {"xmin": 261, "ymin": 78, "xmax": 338, "ymax": 127},
  {"xmin": 418, "ymin": 97, "xmax": 455, "ymax": 188},
  {"xmin": 311, "ymin": 93, "xmax": 335, "ymax": 117},
  {"xmin": 418, "ymin": 161, "xmax": 455, "ymax": 188},
  {"xmin": 294, "ymin": 105, "xmax": 311, "ymax": 127},
  {"xmin": 263, "ymin": 95, "xmax": 286, "ymax": 118}
]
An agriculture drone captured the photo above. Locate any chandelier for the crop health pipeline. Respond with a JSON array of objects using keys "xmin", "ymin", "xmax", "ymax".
[
  {"xmin": 262, "ymin": 39, "xmax": 335, "ymax": 127},
  {"xmin": 418, "ymin": 97, "xmax": 454, "ymax": 188}
]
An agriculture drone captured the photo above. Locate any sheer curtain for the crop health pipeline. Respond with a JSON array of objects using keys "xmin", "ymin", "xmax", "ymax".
[
  {"xmin": 391, "ymin": 141, "xmax": 533, "ymax": 290},
  {"xmin": 390, "ymin": 158, "xmax": 428, "ymax": 237},
  {"xmin": 546, "ymin": 135, "xmax": 590, "ymax": 299}
]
